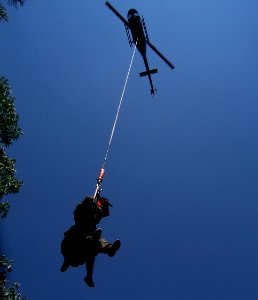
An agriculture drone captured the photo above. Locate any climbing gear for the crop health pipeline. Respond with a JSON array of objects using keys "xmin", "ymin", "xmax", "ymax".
[
  {"xmin": 96, "ymin": 197, "xmax": 112, "ymax": 217},
  {"xmin": 93, "ymin": 168, "xmax": 105, "ymax": 199}
]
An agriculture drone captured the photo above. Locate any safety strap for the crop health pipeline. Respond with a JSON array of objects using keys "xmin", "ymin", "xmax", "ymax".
[{"xmin": 93, "ymin": 41, "xmax": 138, "ymax": 198}]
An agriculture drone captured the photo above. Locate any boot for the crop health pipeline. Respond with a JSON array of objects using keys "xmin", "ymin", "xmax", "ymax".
[
  {"xmin": 84, "ymin": 275, "xmax": 95, "ymax": 288},
  {"xmin": 85, "ymin": 256, "xmax": 95, "ymax": 287},
  {"xmin": 108, "ymin": 240, "xmax": 121, "ymax": 257},
  {"xmin": 60, "ymin": 261, "xmax": 69, "ymax": 272}
]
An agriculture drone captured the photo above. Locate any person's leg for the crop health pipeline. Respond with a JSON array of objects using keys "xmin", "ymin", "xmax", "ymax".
[
  {"xmin": 99, "ymin": 238, "xmax": 121, "ymax": 257},
  {"xmin": 84, "ymin": 256, "xmax": 95, "ymax": 288},
  {"xmin": 60, "ymin": 259, "xmax": 69, "ymax": 272}
]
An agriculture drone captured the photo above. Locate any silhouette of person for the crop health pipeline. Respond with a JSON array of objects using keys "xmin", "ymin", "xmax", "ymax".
[{"xmin": 60, "ymin": 195, "xmax": 121, "ymax": 287}]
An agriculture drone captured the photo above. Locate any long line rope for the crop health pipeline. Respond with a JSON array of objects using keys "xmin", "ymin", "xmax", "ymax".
[
  {"xmin": 93, "ymin": 41, "xmax": 137, "ymax": 198},
  {"xmin": 102, "ymin": 41, "xmax": 137, "ymax": 169}
]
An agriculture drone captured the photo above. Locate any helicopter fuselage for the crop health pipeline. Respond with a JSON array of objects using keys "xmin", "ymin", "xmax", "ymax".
[{"xmin": 127, "ymin": 9, "xmax": 147, "ymax": 58}]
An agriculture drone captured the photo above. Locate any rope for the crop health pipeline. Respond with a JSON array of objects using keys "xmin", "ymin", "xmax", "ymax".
[
  {"xmin": 102, "ymin": 41, "xmax": 137, "ymax": 169},
  {"xmin": 93, "ymin": 41, "xmax": 137, "ymax": 199}
]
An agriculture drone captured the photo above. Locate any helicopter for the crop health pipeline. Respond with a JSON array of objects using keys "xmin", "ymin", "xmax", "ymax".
[{"xmin": 105, "ymin": 1, "xmax": 175, "ymax": 95}]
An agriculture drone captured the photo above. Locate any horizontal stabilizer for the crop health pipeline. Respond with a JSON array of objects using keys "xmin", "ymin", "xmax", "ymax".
[{"xmin": 139, "ymin": 68, "xmax": 158, "ymax": 77}]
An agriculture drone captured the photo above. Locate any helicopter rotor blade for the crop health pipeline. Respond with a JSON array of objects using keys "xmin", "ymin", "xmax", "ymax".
[
  {"xmin": 105, "ymin": 2, "xmax": 130, "ymax": 27},
  {"xmin": 147, "ymin": 40, "xmax": 175, "ymax": 69}
]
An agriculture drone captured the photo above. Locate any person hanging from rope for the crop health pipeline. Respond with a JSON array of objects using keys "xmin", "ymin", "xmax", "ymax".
[
  {"xmin": 60, "ymin": 193, "xmax": 121, "ymax": 288},
  {"xmin": 60, "ymin": 37, "xmax": 137, "ymax": 288}
]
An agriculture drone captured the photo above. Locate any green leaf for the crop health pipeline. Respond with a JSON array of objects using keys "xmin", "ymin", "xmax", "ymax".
[
  {"xmin": 0, "ymin": 77, "xmax": 22, "ymax": 147},
  {"xmin": 0, "ymin": 4, "xmax": 9, "ymax": 22}
]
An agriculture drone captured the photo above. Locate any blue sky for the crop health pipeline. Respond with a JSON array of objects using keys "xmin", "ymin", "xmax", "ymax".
[{"xmin": 1, "ymin": 0, "xmax": 258, "ymax": 299}]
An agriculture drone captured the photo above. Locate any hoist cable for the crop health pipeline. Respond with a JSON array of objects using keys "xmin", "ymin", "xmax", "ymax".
[
  {"xmin": 93, "ymin": 41, "xmax": 138, "ymax": 199},
  {"xmin": 102, "ymin": 41, "xmax": 138, "ymax": 169}
]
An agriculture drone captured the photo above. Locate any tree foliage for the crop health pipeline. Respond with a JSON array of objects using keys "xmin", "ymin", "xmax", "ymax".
[
  {"xmin": 0, "ymin": 0, "xmax": 24, "ymax": 22},
  {"xmin": 0, "ymin": 256, "xmax": 27, "ymax": 300},
  {"xmin": 0, "ymin": 77, "xmax": 23, "ymax": 218},
  {"xmin": 0, "ymin": 77, "xmax": 22, "ymax": 147},
  {"xmin": 0, "ymin": 3, "xmax": 8, "ymax": 22},
  {"xmin": 0, "ymin": 148, "xmax": 23, "ymax": 218},
  {"xmin": 7, "ymin": 0, "xmax": 24, "ymax": 7},
  {"xmin": 1, "ymin": 3, "xmax": 26, "ymax": 299},
  {"xmin": 0, "ymin": 80, "xmax": 26, "ymax": 296}
]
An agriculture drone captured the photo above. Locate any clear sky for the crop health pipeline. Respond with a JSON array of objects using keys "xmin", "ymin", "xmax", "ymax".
[{"xmin": 1, "ymin": 0, "xmax": 258, "ymax": 299}]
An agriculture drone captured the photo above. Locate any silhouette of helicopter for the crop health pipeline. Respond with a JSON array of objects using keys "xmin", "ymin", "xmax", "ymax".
[{"xmin": 105, "ymin": 1, "xmax": 175, "ymax": 95}]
